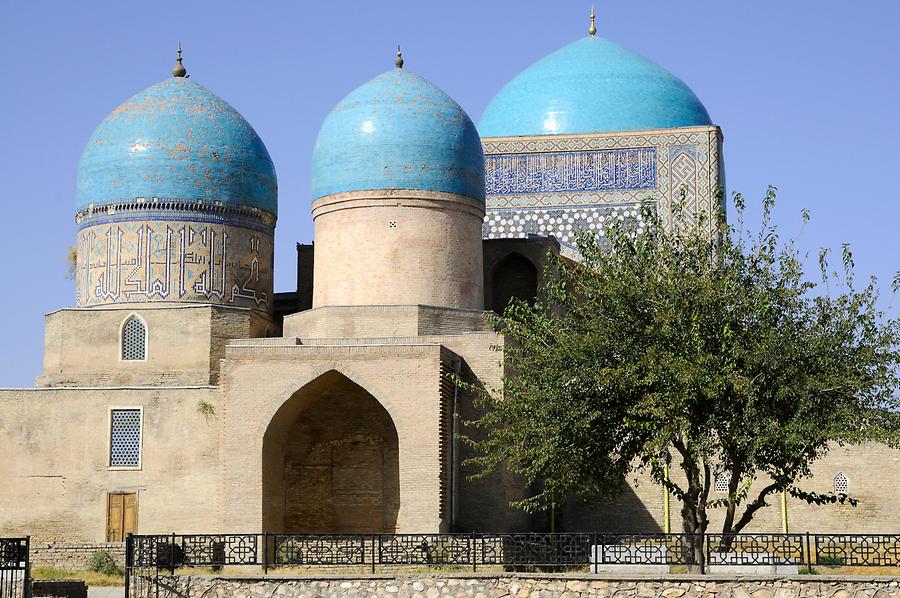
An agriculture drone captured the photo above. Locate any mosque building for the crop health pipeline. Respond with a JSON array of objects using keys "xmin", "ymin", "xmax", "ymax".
[{"xmin": 0, "ymin": 17, "xmax": 896, "ymax": 544}]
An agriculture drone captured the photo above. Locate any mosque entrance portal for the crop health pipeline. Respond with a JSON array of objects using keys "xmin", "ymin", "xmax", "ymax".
[{"xmin": 262, "ymin": 371, "xmax": 400, "ymax": 533}]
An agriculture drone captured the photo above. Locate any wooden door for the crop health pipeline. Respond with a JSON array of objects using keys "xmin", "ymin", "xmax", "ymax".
[{"xmin": 107, "ymin": 493, "xmax": 138, "ymax": 541}]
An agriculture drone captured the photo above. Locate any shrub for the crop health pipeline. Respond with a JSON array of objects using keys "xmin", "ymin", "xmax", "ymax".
[
  {"xmin": 87, "ymin": 551, "xmax": 121, "ymax": 576},
  {"xmin": 817, "ymin": 555, "xmax": 845, "ymax": 567}
]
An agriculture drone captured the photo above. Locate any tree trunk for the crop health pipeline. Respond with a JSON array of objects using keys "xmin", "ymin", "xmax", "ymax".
[{"xmin": 674, "ymin": 441, "xmax": 709, "ymax": 572}]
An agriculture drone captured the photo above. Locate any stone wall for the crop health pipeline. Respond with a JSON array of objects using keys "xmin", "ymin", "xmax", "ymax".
[
  {"xmin": 133, "ymin": 573, "xmax": 900, "ymax": 598},
  {"xmin": 30, "ymin": 542, "xmax": 124, "ymax": 569}
]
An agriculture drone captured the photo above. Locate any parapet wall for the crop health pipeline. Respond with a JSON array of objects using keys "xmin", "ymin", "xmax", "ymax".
[{"xmin": 133, "ymin": 573, "xmax": 900, "ymax": 598}]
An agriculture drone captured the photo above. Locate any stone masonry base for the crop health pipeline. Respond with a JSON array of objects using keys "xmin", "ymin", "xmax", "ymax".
[{"xmin": 136, "ymin": 573, "xmax": 900, "ymax": 598}]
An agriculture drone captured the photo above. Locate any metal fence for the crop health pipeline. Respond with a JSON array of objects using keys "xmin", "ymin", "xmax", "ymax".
[
  {"xmin": 125, "ymin": 531, "xmax": 900, "ymax": 570},
  {"xmin": 122, "ymin": 532, "xmax": 900, "ymax": 598},
  {"xmin": 0, "ymin": 538, "xmax": 29, "ymax": 598}
]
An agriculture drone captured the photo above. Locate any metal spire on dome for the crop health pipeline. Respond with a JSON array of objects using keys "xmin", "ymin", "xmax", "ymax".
[
  {"xmin": 172, "ymin": 43, "xmax": 187, "ymax": 78},
  {"xmin": 395, "ymin": 45, "xmax": 404, "ymax": 69},
  {"xmin": 589, "ymin": 5, "xmax": 597, "ymax": 37}
]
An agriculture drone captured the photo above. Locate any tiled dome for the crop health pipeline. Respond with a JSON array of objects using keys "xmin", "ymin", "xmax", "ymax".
[
  {"xmin": 77, "ymin": 77, "xmax": 277, "ymax": 215},
  {"xmin": 479, "ymin": 36, "xmax": 711, "ymax": 137},
  {"xmin": 312, "ymin": 68, "xmax": 484, "ymax": 202}
]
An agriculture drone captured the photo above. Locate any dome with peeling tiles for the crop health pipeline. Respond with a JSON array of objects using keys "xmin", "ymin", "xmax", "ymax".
[
  {"xmin": 76, "ymin": 77, "xmax": 277, "ymax": 216},
  {"xmin": 312, "ymin": 68, "xmax": 485, "ymax": 202}
]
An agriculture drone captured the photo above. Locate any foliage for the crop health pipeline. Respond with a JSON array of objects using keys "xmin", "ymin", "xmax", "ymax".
[
  {"xmin": 462, "ymin": 188, "xmax": 900, "ymax": 551},
  {"xmin": 817, "ymin": 555, "xmax": 845, "ymax": 567},
  {"xmin": 32, "ymin": 566, "xmax": 124, "ymax": 586},
  {"xmin": 65, "ymin": 246, "xmax": 77, "ymax": 280},
  {"xmin": 197, "ymin": 399, "xmax": 216, "ymax": 418},
  {"xmin": 86, "ymin": 551, "xmax": 122, "ymax": 576}
]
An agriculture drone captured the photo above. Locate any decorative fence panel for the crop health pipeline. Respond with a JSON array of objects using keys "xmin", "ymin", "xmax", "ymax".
[
  {"xmin": 706, "ymin": 534, "xmax": 806, "ymax": 566},
  {"xmin": 815, "ymin": 534, "xmax": 900, "ymax": 567},
  {"xmin": 123, "ymin": 532, "xmax": 900, "ymax": 598},
  {"xmin": 0, "ymin": 538, "xmax": 29, "ymax": 598}
]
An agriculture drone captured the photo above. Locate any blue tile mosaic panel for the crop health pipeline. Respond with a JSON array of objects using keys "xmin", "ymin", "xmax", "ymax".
[
  {"xmin": 485, "ymin": 148, "xmax": 656, "ymax": 196},
  {"xmin": 483, "ymin": 205, "xmax": 645, "ymax": 249}
]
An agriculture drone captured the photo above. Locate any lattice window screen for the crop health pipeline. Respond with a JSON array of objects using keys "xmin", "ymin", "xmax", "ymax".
[
  {"xmin": 110, "ymin": 409, "xmax": 141, "ymax": 467},
  {"xmin": 714, "ymin": 473, "xmax": 729, "ymax": 493},
  {"xmin": 121, "ymin": 316, "xmax": 146, "ymax": 361},
  {"xmin": 834, "ymin": 472, "xmax": 848, "ymax": 494}
]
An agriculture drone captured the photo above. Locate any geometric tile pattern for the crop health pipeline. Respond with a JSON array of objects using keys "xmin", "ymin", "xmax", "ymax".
[
  {"xmin": 714, "ymin": 473, "xmax": 729, "ymax": 493},
  {"xmin": 110, "ymin": 408, "xmax": 141, "ymax": 468},
  {"xmin": 482, "ymin": 126, "xmax": 723, "ymax": 254},
  {"xmin": 121, "ymin": 316, "xmax": 146, "ymax": 361},
  {"xmin": 483, "ymin": 204, "xmax": 644, "ymax": 250},
  {"xmin": 834, "ymin": 473, "xmax": 848, "ymax": 494}
]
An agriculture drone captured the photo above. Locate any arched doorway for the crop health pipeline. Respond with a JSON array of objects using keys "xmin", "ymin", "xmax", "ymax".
[
  {"xmin": 490, "ymin": 253, "xmax": 538, "ymax": 313},
  {"xmin": 262, "ymin": 370, "xmax": 400, "ymax": 533}
]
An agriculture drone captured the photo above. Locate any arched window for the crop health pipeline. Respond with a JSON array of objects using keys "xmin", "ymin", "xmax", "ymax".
[
  {"xmin": 490, "ymin": 253, "xmax": 538, "ymax": 314},
  {"xmin": 121, "ymin": 315, "xmax": 147, "ymax": 361},
  {"xmin": 714, "ymin": 473, "xmax": 729, "ymax": 493},
  {"xmin": 834, "ymin": 472, "xmax": 848, "ymax": 494}
]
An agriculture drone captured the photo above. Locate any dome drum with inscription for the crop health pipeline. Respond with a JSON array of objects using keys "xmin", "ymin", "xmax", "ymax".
[{"xmin": 73, "ymin": 53, "xmax": 277, "ymax": 313}]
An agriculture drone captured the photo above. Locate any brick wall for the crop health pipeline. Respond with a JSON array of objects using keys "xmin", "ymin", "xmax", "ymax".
[{"xmin": 30, "ymin": 542, "xmax": 125, "ymax": 570}]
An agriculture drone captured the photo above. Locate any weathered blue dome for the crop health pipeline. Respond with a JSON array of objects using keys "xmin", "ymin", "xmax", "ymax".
[
  {"xmin": 479, "ymin": 37, "xmax": 712, "ymax": 137},
  {"xmin": 77, "ymin": 77, "xmax": 277, "ymax": 215},
  {"xmin": 312, "ymin": 68, "xmax": 484, "ymax": 202}
]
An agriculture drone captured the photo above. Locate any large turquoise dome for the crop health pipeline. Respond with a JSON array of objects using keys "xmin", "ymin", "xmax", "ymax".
[
  {"xmin": 312, "ymin": 68, "xmax": 484, "ymax": 202},
  {"xmin": 77, "ymin": 77, "xmax": 277, "ymax": 215},
  {"xmin": 479, "ymin": 36, "xmax": 712, "ymax": 137}
]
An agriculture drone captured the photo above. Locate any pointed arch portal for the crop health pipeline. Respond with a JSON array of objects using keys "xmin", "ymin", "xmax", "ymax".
[
  {"xmin": 490, "ymin": 252, "xmax": 538, "ymax": 313},
  {"xmin": 262, "ymin": 370, "xmax": 400, "ymax": 533}
]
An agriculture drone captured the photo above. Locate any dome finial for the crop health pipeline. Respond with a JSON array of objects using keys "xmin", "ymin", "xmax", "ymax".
[
  {"xmin": 589, "ymin": 5, "xmax": 597, "ymax": 37},
  {"xmin": 172, "ymin": 43, "xmax": 187, "ymax": 78},
  {"xmin": 395, "ymin": 45, "xmax": 404, "ymax": 69}
]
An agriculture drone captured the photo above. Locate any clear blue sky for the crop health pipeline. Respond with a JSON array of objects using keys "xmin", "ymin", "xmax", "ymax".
[{"xmin": 1, "ymin": 0, "xmax": 897, "ymax": 387}]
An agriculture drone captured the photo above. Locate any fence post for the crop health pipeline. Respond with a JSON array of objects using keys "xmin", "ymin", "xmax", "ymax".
[
  {"xmin": 805, "ymin": 532, "xmax": 813, "ymax": 574},
  {"xmin": 371, "ymin": 535, "xmax": 376, "ymax": 575},
  {"xmin": 124, "ymin": 534, "xmax": 132, "ymax": 598},
  {"xmin": 169, "ymin": 532, "xmax": 176, "ymax": 575},
  {"xmin": 262, "ymin": 532, "xmax": 269, "ymax": 575},
  {"xmin": 24, "ymin": 535, "xmax": 31, "ymax": 598},
  {"xmin": 471, "ymin": 532, "xmax": 477, "ymax": 573},
  {"xmin": 700, "ymin": 533, "xmax": 707, "ymax": 575}
]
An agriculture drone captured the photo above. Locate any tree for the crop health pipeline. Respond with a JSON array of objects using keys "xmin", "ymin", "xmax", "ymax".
[{"xmin": 462, "ymin": 189, "xmax": 900, "ymax": 567}]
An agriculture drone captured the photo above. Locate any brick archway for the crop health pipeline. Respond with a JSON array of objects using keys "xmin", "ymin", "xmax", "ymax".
[{"xmin": 262, "ymin": 370, "xmax": 400, "ymax": 533}]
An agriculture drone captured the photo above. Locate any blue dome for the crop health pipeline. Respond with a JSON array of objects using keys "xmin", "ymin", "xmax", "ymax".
[
  {"xmin": 479, "ymin": 37, "xmax": 712, "ymax": 137},
  {"xmin": 77, "ymin": 77, "xmax": 277, "ymax": 215},
  {"xmin": 312, "ymin": 69, "xmax": 484, "ymax": 202}
]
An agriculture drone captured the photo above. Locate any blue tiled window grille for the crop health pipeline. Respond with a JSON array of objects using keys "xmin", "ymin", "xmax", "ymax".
[
  {"xmin": 110, "ymin": 409, "xmax": 141, "ymax": 467},
  {"xmin": 121, "ymin": 316, "xmax": 146, "ymax": 361}
]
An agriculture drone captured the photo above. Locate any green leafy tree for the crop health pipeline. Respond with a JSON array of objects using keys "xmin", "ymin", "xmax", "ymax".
[{"xmin": 463, "ymin": 189, "xmax": 900, "ymax": 566}]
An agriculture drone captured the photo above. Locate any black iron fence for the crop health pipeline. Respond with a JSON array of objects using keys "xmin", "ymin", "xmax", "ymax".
[
  {"xmin": 0, "ymin": 538, "xmax": 29, "ymax": 598},
  {"xmin": 120, "ymin": 532, "xmax": 900, "ymax": 598},
  {"xmin": 125, "ymin": 531, "xmax": 900, "ymax": 572}
]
